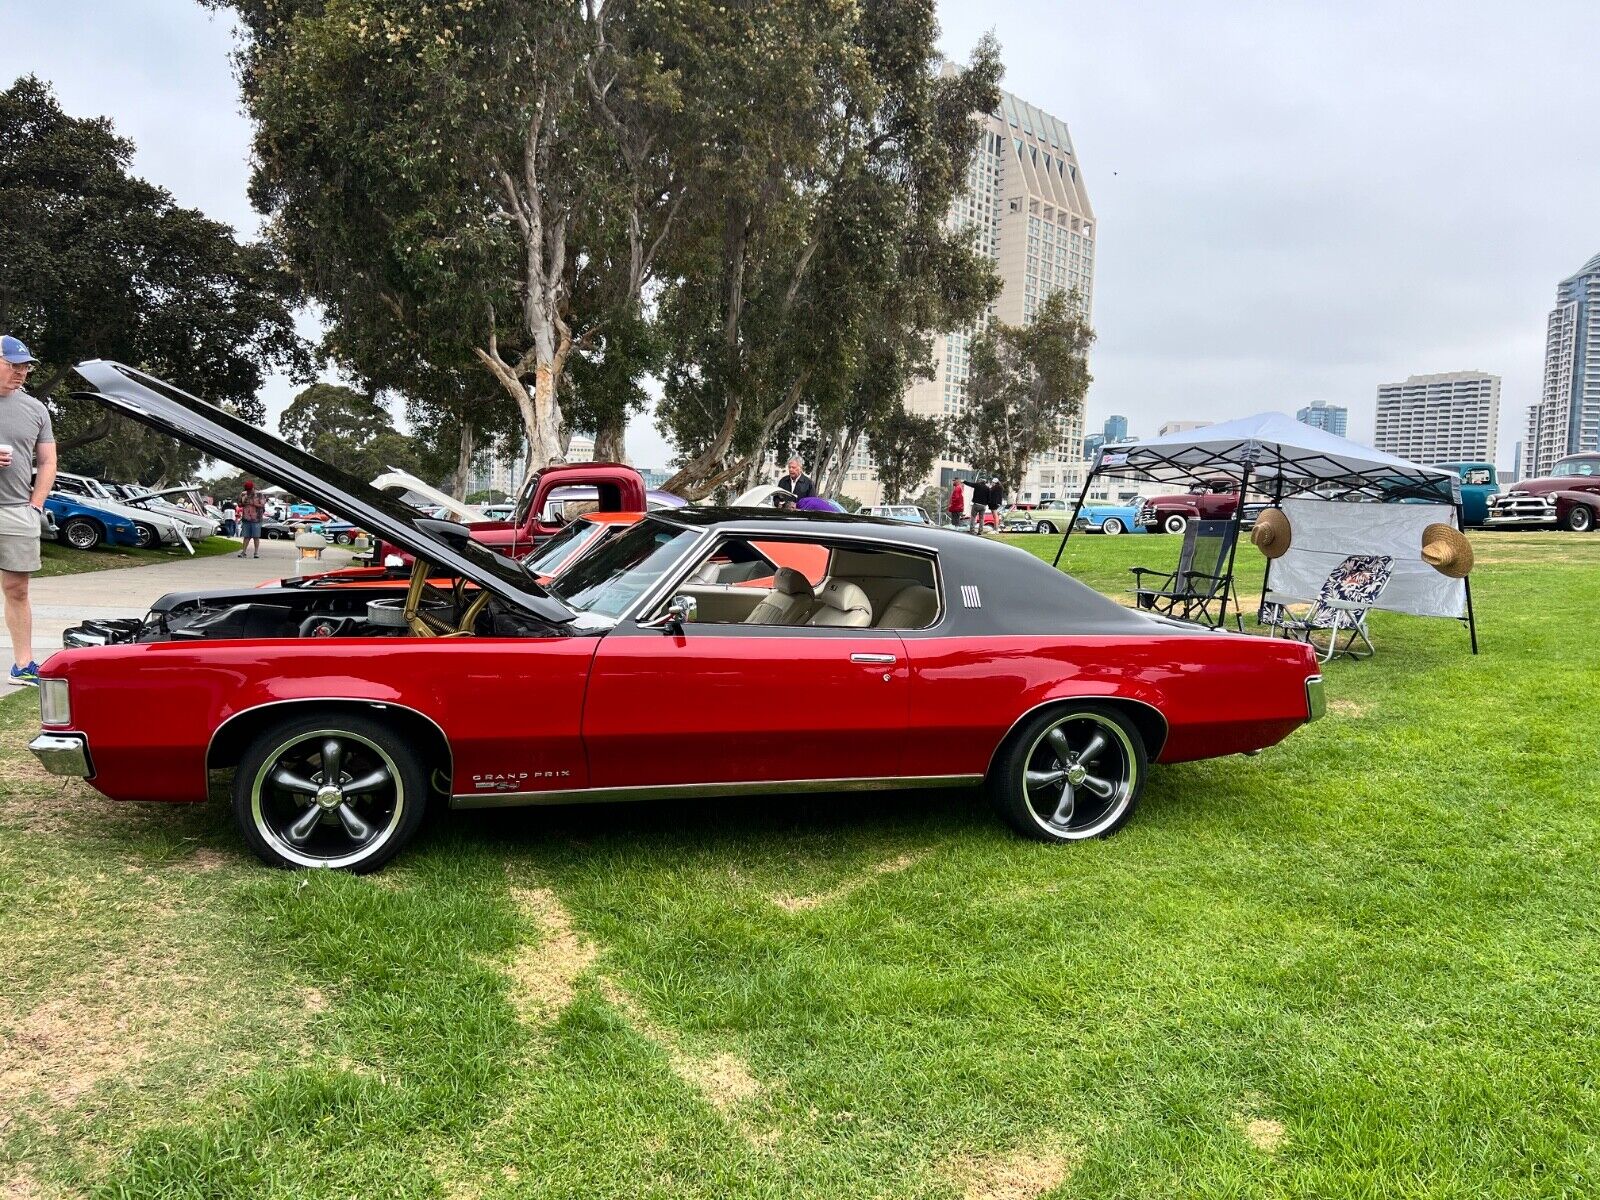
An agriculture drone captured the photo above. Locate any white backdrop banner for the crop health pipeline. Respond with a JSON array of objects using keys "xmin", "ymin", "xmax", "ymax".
[{"xmin": 1263, "ymin": 499, "xmax": 1467, "ymax": 619}]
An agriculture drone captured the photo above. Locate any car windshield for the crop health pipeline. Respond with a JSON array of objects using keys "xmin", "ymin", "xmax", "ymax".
[
  {"xmin": 546, "ymin": 518, "xmax": 699, "ymax": 619},
  {"xmin": 1551, "ymin": 459, "xmax": 1598, "ymax": 478},
  {"xmin": 521, "ymin": 518, "xmax": 601, "ymax": 578}
]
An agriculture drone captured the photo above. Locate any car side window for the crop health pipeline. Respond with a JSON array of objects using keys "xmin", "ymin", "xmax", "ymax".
[{"xmin": 660, "ymin": 537, "xmax": 941, "ymax": 631}]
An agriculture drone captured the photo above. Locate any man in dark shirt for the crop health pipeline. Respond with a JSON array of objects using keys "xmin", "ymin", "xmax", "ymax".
[
  {"xmin": 968, "ymin": 477, "xmax": 992, "ymax": 534},
  {"xmin": 777, "ymin": 457, "xmax": 815, "ymax": 500}
]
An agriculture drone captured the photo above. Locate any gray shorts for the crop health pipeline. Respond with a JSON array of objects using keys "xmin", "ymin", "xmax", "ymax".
[
  {"xmin": 0, "ymin": 504, "xmax": 42, "ymax": 574},
  {"xmin": 240, "ymin": 519, "xmax": 262, "ymax": 539}
]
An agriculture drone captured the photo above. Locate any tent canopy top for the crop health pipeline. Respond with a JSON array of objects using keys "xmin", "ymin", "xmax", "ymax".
[{"xmin": 1095, "ymin": 411, "xmax": 1458, "ymax": 503}]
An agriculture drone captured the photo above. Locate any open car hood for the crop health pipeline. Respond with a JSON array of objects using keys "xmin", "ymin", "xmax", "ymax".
[{"xmin": 71, "ymin": 361, "xmax": 575, "ymax": 626}]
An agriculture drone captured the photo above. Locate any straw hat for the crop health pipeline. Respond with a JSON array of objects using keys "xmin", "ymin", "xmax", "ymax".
[
  {"xmin": 1250, "ymin": 507, "xmax": 1292, "ymax": 559},
  {"xmin": 1420, "ymin": 522, "xmax": 1474, "ymax": 578}
]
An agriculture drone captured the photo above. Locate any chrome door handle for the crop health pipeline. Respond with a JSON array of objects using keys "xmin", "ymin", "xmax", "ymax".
[{"xmin": 850, "ymin": 653, "xmax": 897, "ymax": 664}]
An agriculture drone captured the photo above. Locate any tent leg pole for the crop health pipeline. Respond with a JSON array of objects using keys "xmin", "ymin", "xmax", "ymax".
[
  {"xmin": 1456, "ymin": 500, "xmax": 1479, "ymax": 655},
  {"xmin": 1216, "ymin": 462, "xmax": 1252, "ymax": 630},
  {"xmin": 1051, "ymin": 470, "xmax": 1097, "ymax": 569},
  {"xmin": 1256, "ymin": 474, "xmax": 1284, "ymax": 625}
]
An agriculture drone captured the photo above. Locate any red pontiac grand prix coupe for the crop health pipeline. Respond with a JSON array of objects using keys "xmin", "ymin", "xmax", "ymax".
[{"xmin": 29, "ymin": 362, "xmax": 1326, "ymax": 873}]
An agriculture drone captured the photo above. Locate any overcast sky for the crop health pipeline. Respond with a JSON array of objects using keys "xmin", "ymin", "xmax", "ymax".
[{"xmin": 11, "ymin": 0, "xmax": 1599, "ymax": 470}]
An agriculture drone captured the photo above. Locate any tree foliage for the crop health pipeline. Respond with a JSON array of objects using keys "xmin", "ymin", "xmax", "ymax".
[
  {"xmin": 208, "ymin": 0, "xmax": 702, "ymax": 471},
  {"xmin": 656, "ymin": 8, "xmax": 1002, "ymax": 498},
  {"xmin": 946, "ymin": 290, "xmax": 1094, "ymax": 498},
  {"xmin": 278, "ymin": 382, "xmax": 419, "ymax": 482},
  {"xmin": 867, "ymin": 406, "xmax": 943, "ymax": 506},
  {"xmin": 0, "ymin": 75, "xmax": 306, "ymax": 484}
]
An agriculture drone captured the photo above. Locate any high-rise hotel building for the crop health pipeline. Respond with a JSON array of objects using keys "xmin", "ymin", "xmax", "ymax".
[
  {"xmin": 843, "ymin": 84, "xmax": 1097, "ymax": 504},
  {"xmin": 1374, "ymin": 372, "xmax": 1501, "ymax": 464},
  {"xmin": 1524, "ymin": 253, "xmax": 1600, "ymax": 478}
]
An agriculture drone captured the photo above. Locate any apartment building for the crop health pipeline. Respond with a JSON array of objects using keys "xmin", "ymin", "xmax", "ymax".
[{"xmin": 1373, "ymin": 372, "xmax": 1501, "ymax": 463}]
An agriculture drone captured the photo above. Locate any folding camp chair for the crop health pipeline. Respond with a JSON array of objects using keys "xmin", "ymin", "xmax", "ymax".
[
  {"xmin": 1258, "ymin": 553, "xmax": 1394, "ymax": 662},
  {"xmin": 1128, "ymin": 519, "xmax": 1242, "ymax": 630}
]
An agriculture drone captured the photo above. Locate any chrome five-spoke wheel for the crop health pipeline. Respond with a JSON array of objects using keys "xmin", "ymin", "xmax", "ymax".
[
  {"xmin": 233, "ymin": 714, "xmax": 427, "ymax": 872},
  {"xmin": 991, "ymin": 705, "xmax": 1147, "ymax": 843}
]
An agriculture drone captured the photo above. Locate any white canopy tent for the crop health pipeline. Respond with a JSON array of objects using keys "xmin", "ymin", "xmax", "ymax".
[{"xmin": 1051, "ymin": 412, "xmax": 1477, "ymax": 651}]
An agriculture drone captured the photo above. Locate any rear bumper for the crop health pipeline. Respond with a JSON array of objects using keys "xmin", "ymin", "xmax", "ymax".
[{"xmin": 30, "ymin": 732, "xmax": 94, "ymax": 778}]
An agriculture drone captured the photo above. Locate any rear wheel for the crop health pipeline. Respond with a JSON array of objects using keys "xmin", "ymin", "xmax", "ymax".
[
  {"xmin": 1565, "ymin": 505, "xmax": 1594, "ymax": 533},
  {"xmin": 61, "ymin": 517, "xmax": 103, "ymax": 551},
  {"xmin": 1163, "ymin": 513, "xmax": 1187, "ymax": 534},
  {"xmin": 1101, "ymin": 517, "xmax": 1125, "ymax": 536},
  {"xmin": 1034, "ymin": 520, "xmax": 1057, "ymax": 534},
  {"xmin": 133, "ymin": 522, "xmax": 160, "ymax": 549},
  {"xmin": 989, "ymin": 705, "xmax": 1147, "ymax": 843},
  {"xmin": 233, "ymin": 713, "xmax": 427, "ymax": 872}
]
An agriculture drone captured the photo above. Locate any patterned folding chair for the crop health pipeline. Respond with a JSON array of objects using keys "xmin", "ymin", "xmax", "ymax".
[
  {"xmin": 1259, "ymin": 553, "xmax": 1394, "ymax": 662},
  {"xmin": 1129, "ymin": 519, "xmax": 1242, "ymax": 630}
]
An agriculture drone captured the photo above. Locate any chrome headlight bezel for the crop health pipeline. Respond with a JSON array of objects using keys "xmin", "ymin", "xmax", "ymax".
[{"xmin": 38, "ymin": 677, "xmax": 72, "ymax": 726}]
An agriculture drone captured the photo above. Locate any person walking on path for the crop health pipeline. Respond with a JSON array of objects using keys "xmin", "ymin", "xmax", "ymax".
[
  {"xmin": 0, "ymin": 336, "xmax": 58, "ymax": 686},
  {"xmin": 221, "ymin": 498, "xmax": 237, "ymax": 538},
  {"xmin": 236, "ymin": 482, "xmax": 265, "ymax": 559},
  {"xmin": 777, "ymin": 457, "xmax": 815, "ymax": 500},
  {"xmin": 946, "ymin": 477, "xmax": 966, "ymax": 527},
  {"xmin": 968, "ymin": 477, "xmax": 992, "ymax": 534}
]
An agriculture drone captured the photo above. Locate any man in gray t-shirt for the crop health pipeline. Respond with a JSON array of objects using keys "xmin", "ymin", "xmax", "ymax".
[{"xmin": 0, "ymin": 336, "xmax": 58, "ymax": 685}]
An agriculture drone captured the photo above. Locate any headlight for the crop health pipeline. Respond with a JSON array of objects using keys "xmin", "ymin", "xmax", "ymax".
[{"xmin": 39, "ymin": 677, "xmax": 72, "ymax": 726}]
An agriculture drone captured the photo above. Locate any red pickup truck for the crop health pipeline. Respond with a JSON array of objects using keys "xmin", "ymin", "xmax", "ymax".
[
  {"xmin": 1136, "ymin": 478, "xmax": 1240, "ymax": 533},
  {"xmin": 372, "ymin": 462, "xmax": 649, "ymax": 564}
]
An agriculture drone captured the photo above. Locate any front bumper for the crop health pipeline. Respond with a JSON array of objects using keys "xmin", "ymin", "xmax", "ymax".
[
  {"xmin": 1483, "ymin": 513, "xmax": 1557, "ymax": 527},
  {"xmin": 30, "ymin": 732, "xmax": 94, "ymax": 778},
  {"xmin": 1305, "ymin": 675, "xmax": 1326, "ymax": 722}
]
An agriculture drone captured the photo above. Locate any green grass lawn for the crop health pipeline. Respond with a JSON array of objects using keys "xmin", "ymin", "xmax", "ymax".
[
  {"xmin": 3, "ymin": 531, "xmax": 1597, "ymax": 1198},
  {"xmin": 37, "ymin": 535, "xmax": 239, "ymax": 577}
]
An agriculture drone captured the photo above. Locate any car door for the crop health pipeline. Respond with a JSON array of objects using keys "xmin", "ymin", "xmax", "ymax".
[{"xmin": 581, "ymin": 544, "xmax": 910, "ymax": 791}]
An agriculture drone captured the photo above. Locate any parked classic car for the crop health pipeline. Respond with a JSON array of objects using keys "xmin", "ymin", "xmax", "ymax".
[
  {"xmin": 1000, "ymin": 499, "xmax": 1074, "ymax": 534},
  {"xmin": 42, "ymin": 493, "xmax": 144, "ymax": 551},
  {"xmin": 1136, "ymin": 478, "xmax": 1242, "ymax": 533},
  {"xmin": 861, "ymin": 505, "xmax": 934, "ymax": 524},
  {"xmin": 1483, "ymin": 453, "xmax": 1600, "ymax": 532},
  {"xmin": 30, "ymin": 362, "xmax": 1326, "ymax": 873},
  {"xmin": 1071, "ymin": 501, "xmax": 1147, "ymax": 536},
  {"xmin": 52, "ymin": 471, "xmax": 200, "ymax": 550},
  {"xmin": 1432, "ymin": 462, "xmax": 1499, "ymax": 527}
]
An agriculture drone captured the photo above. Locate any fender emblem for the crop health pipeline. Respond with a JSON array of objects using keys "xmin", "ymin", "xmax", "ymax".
[{"xmin": 472, "ymin": 770, "xmax": 570, "ymax": 791}]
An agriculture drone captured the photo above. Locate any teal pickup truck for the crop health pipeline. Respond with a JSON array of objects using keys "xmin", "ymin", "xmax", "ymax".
[{"xmin": 1434, "ymin": 462, "xmax": 1498, "ymax": 527}]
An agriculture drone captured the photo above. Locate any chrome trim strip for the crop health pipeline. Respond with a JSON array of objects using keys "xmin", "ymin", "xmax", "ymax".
[
  {"xmin": 450, "ymin": 773, "xmax": 982, "ymax": 810},
  {"xmin": 983, "ymin": 695, "xmax": 1171, "ymax": 778},
  {"xmin": 30, "ymin": 732, "xmax": 93, "ymax": 778},
  {"xmin": 203, "ymin": 697, "xmax": 453, "ymax": 790}
]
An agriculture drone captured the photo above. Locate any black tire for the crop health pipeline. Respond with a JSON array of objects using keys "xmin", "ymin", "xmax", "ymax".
[
  {"xmin": 1102, "ymin": 517, "xmax": 1124, "ymax": 536},
  {"xmin": 1163, "ymin": 513, "xmax": 1188, "ymax": 534},
  {"xmin": 1034, "ymin": 520, "xmax": 1057, "ymax": 534},
  {"xmin": 61, "ymin": 517, "xmax": 103, "ymax": 551},
  {"xmin": 1565, "ymin": 506, "xmax": 1594, "ymax": 533},
  {"xmin": 989, "ymin": 704, "xmax": 1147, "ymax": 843},
  {"xmin": 233, "ymin": 713, "xmax": 428, "ymax": 873},
  {"xmin": 133, "ymin": 522, "xmax": 160, "ymax": 549}
]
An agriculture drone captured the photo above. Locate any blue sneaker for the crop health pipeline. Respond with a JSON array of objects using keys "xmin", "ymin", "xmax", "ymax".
[{"xmin": 8, "ymin": 661, "xmax": 38, "ymax": 687}]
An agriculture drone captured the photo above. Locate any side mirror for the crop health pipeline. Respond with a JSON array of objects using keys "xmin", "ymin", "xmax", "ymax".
[{"xmin": 641, "ymin": 594, "xmax": 697, "ymax": 633}]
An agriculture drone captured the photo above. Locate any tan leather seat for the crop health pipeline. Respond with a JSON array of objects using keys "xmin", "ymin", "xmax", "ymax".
[
  {"xmin": 808, "ymin": 579, "xmax": 873, "ymax": 627},
  {"xmin": 874, "ymin": 584, "xmax": 938, "ymax": 629},
  {"xmin": 743, "ymin": 567, "xmax": 815, "ymax": 625}
]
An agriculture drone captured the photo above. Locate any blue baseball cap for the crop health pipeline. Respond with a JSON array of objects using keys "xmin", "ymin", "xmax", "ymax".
[{"xmin": 1, "ymin": 336, "xmax": 37, "ymax": 365}]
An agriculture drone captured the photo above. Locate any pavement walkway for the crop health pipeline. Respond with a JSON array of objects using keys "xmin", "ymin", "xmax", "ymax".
[{"xmin": 5, "ymin": 539, "xmax": 359, "ymax": 663}]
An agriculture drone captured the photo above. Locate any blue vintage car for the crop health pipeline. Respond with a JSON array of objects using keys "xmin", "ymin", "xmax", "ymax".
[
  {"xmin": 1074, "ymin": 500, "xmax": 1146, "ymax": 535},
  {"xmin": 43, "ymin": 494, "xmax": 144, "ymax": 551}
]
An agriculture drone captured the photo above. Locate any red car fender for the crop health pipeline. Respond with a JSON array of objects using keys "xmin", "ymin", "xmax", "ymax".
[{"xmin": 1552, "ymin": 490, "xmax": 1600, "ymax": 519}]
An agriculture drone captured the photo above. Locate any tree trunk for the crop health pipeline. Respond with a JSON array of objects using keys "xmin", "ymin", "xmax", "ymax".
[
  {"xmin": 592, "ymin": 410, "xmax": 627, "ymax": 463},
  {"xmin": 451, "ymin": 422, "xmax": 476, "ymax": 501}
]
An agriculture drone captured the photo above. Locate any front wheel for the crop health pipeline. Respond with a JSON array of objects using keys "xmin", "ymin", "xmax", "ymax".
[
  {"xmin": 61, "ymin": 517, "xmax": 103, "ymax": 551},
  {"xmin": 233, "ymin": 713, "xmax": 427, "ymax": 872},
  {"xmin": 1163, "ymin": 513, "xmax": 1188, "ymax": 535},
  {"xmin": 1565, "ymin": 505, "xmax": 1595, "ymax": 533},
  {"xmin": 1101, "ymin": 517, "xmax": 1124, "ymax": 536},
  {"xmin": 989, "ymin": 704, "xmax": 1147, "ymax": 843}
]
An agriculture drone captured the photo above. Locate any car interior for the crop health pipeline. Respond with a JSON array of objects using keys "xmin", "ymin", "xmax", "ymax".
[{"xmin": 669, "ymin": 538, "xmax": 940, "ymax": 630}]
